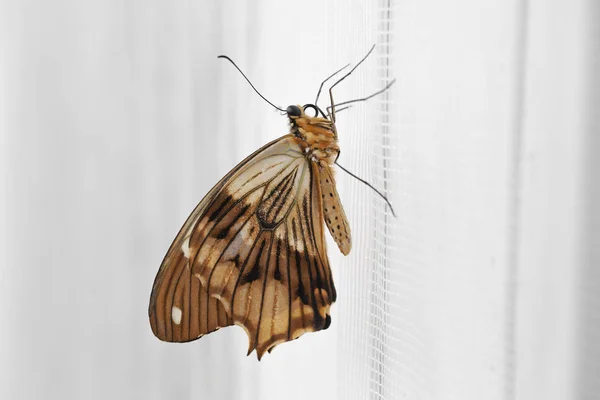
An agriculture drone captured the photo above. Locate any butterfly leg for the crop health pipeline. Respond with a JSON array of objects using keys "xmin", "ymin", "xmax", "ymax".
[
  {"xmin": 327, "ymin": 44, "xmax": 376, "ymax": 123},
  {"xmin": 314, "ymin": 63, "xmax": 350, "ymax": 107}
]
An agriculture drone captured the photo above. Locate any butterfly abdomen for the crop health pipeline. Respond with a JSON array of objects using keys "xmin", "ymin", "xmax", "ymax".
[{"xmin": 318, "ymin": 164, "xmax": 352, "ymax": 256}]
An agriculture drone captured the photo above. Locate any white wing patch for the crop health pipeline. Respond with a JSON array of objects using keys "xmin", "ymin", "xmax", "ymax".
[
  {"xmin": 171, "ymin": 306, "xmax": 182, "ymax": 325},
  {"xmin": 181, "ymin": 236, "xmax": 191, "ymax": 258}
]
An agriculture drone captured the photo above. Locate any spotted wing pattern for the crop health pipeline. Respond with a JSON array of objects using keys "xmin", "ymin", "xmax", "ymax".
[
  {"xmin": 318, "ymin": 164, "xmax": 352, "ymax": 255},
  {"xmin": 149, "ymin": 135, "xmax": 337, "ymax": 359}
]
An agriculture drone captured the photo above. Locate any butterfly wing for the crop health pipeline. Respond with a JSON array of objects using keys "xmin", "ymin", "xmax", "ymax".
[{"xmin": 149, "ymin": 134, "xmax": 337, "ymax": 359}]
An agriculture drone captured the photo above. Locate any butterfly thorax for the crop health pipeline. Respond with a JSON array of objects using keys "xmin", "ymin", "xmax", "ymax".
[{"xmin": 288, "ymin": 105, "xmax": 339, "ymax": 165}]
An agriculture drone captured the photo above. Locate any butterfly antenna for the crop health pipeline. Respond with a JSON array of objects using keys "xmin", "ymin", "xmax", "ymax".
[
  {"xmin": 335, "ymin": 161, "xmax": 397, "ymax": 218},
  {"xmin": 218, "ymin": 55, "xmax": 285, "ymax": 112}
]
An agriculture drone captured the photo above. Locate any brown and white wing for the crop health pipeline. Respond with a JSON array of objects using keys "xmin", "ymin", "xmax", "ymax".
[{"xmin": 149, "ymin": 135, "xmax": 337, "ymax": 359}]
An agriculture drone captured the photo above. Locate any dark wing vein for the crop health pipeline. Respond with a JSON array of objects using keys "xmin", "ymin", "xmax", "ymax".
[{"xmin": 254, "ymin": 231, "xmax": 275, "ymax": 351}]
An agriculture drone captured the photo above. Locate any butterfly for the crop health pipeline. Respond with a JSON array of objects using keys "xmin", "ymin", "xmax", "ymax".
[{"xmin": 149, "ymin": 46, "xmax": 395, "ymax": 359}]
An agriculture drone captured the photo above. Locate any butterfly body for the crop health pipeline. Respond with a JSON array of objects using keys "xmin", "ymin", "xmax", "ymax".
[
  {"xmin": 149, "ymin": 105, "xmax": 351, "ymax": 359},
  {"xmin": 288, "ymin": 105, "xmax": 339, "ymax": 165},
  {"xmin": 287, "ymin": 105, "xmax": 351, "ymax": 256}
]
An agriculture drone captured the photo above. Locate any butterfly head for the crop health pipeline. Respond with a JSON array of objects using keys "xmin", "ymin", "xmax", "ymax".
[
  {"xmin": 286, "ymin": 104, "xmax": 303, "ymax": 118},
  {"xmin": 286, "ymin": 104, "xmax": 339, "ymax": 163}
]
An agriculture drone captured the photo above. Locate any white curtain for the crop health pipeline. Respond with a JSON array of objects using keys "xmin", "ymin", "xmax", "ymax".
[{"xmin": 1, "ymin": 1, "xmax": 598, "ymax": 399}]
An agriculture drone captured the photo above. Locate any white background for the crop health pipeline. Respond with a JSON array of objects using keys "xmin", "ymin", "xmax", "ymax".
[{"xmin": 1, "ymin": 1, "xmax": 598, "ymax": 399}]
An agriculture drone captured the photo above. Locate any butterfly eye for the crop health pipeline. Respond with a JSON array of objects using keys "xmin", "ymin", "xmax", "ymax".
[{"xmin": 286, "ymin": 105, "xmax": 302, "ymax": 117}]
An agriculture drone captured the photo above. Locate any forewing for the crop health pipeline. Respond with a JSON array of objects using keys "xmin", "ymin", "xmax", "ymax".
[
  {"xmin": 149, "ymin": 136, "xmax": 337, "ymax": 360},
  {"xmin": 149, "ymin": 135, "xmax": 296, "ymax": 342}
]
